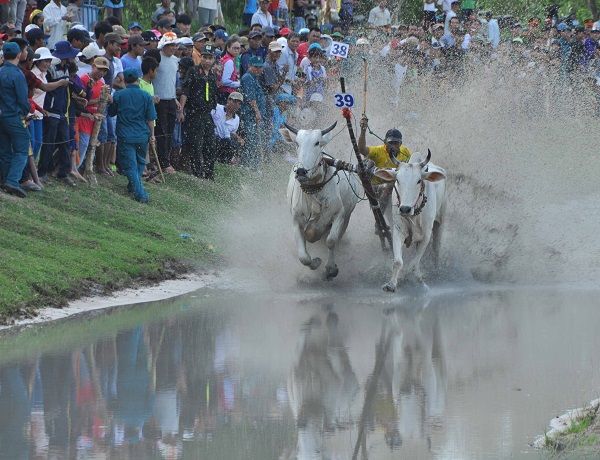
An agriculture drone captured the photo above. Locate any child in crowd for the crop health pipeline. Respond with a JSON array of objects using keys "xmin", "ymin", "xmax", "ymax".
[{"xmin": 303, "ymin": 45, "xmax": 326, "ymax": 106}]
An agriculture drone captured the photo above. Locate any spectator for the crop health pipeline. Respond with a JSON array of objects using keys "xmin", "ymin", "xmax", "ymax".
[
  {"xmin": 77, "ymin": 56, "xmax": 109, "ymax": 169},
  {"xmin": 25, "ymin": 27, "xmax": 46, "ymax": 50},
  {"xmin": 252, "ymin": 0, "xmax": 273, "ymax": 28},
  {"xmin": 104, "ymin": 0, "xmax": 123, "ymax": 23},
  {"xmin": 261, "ymin": 40, "xmax": 285, "ymax": 158},
  {"xmin": 218, "ymin": 37, "xmax": 241, "ymax": 104},
  {"xmin": 211, "ymin": 91, "xmax": 243, "ymax": 163},
  {"xmin": 243, "ymin": 0, "xmax": 258, "ymax": 27},
  {"xmin": 0, "ymin": 42, "xmax": 30, "ymax": 198},
  {"xmin": 423, "ymin": 0, "xmax": 436, "ymax": 29},
  {"xmin": 128, "ymin": 21, "xmax": 143, "ymax": 36},
  {"xmin": 486, "ymin": 11, "xmax": 499, "ymax": 49},
  {"xmin": 37, "ymin": 40, "xmax": 79, "ymax": 186},
  {"xmin": 441, "ymin": 16, "xmax": 459, "ymax": 47},
  {"xmin": 120, "ymin": 34, "xmax": 148, "ymax": 74},
  {"xmin": 239, "ymin": 30, "xmax": 265, "ymax": 76},
  {"xmin": 94, "ymin": 21, "xmax": 113, "ymax": 51},
  {"xmin": 191, "ymin": 32, "xmax": 209, "ymax": 65},
  {"xmin": 67, "ymin": 27, "xmax": 92, "ymax": 50},
  {"xmin": 142, "ymin": 30, "xmax": 160, "ymax": 50},
  {"xmin": 198, "ymin": 0, "xmax": 218, "ymax": 26},
  {"xmin": 213, "ymin": 29, "xmax": 228, "ymax": 57},
  {"xmin": 8, "ymin": 0, "xmax": 26, "ymax": 30},
  {"xmin": 179, "ymin": 44, "xmax": 218, "ymax": 179},
  {"xmin": 66, "ymin": 0, "xmax": 81, "ymax": 23},
  {"xmin": 76, "ymin": 42, "xmax": 105, "ymax": 76},
  {"xmin": 303, "ymin": 44, "xmax": 326, "ymax": 102},
  {"xmin": 295, "ymin": 26, "xmax": 319, "ymax": 65},
  {"xmin": 42, "ymin": 0, "xmax": 70, "ymax": 49},
  {"xmin": 261, "ymin": 25, "xmax": 276, "ymax": 49},
  {"xmin": 157, "ymin": 18, "xmax": 173, "ymax": 35},
  {"xmin": 154, "ymin": 32, "xmax": 179, "ymax": 174},
  {"xmin": 29, "ymin": 9, "xmax": 44, "ymax": 29},
  {"xmin": 270, "ymin": 92, "xmax": 295, "ymax": 152},
  {"xmin": 368, "ymin": 0, "xmax": 391, "ymax": 28},
  {"xmin": 292, "ymin": 0, "xmax": 308, "ymax": 32},
  {"xmin": 176, "ymin": 14, "xmax": 191, "ymax": 36},
  {"xmin": 30, "ymin": 47, "xmax": 59, "ymax": 160},
  {"xmin": 178, "ymin": 37, "xmax": 193, "ymax": 57},
  {"xmin": 102, "ymin": 32, "xmax": 125, "ymax": 175},
  {"xmin": 108, "ymin": 68, "xmax": 157, "ymax": 202},
  {"xmin": 444, "ymin": 0, "xmax": 459, "ymax": 35},
  {"xmin": 278, "ymin": 0, "xmax": 288, "ymax": 26},
  {"xmin": 460, "ymin": 0, "xmax": 474, "ymax": 23},
  {"xmin": 278, "ymin": 31, "xmax": 300, "ymax": 94},
  {"xmin": 239, "ymin": 55, "xmax": 266, "ymax": 168}
]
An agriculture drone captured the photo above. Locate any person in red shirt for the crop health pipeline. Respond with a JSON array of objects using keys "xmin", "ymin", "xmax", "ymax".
[
  {"xmin": 77, "ymin": 57, "xmax": 109, "ymax": 169},
  {"xmin": 295, "ymin": 27, "xmax": 320, "ymax": 65}
]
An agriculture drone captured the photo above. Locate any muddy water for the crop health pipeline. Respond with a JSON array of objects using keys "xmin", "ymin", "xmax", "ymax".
[{"xmin": 1, "ymin": 284, "xmax": 599, "ymax": 459}]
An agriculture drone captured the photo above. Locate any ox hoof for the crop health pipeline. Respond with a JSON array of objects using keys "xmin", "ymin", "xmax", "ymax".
[
  {"xmin": 323, "ymin": 265, "xmax": 339, "ymax": 281},
  {"xmin": 309, "ymin": 258, "xmax": 322, "ymax": 270},
  {"xmin": 382, "ymin": 282, "xmax": 396, "ymax": 293}
]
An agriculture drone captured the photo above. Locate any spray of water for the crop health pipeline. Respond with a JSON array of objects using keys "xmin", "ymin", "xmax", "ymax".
[{"xmin": 220, "ymin": 62, "xmax": 600, "ymax": 289}]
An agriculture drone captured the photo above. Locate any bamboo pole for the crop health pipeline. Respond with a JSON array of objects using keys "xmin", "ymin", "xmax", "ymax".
[{"xmin": 84, "ymin": 85, "xmax": 111, "ymax": 186}]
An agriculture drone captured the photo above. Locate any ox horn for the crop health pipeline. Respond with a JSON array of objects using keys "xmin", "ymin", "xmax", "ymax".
[
  {"xmin": 321, "ymin": 121, "xmax": 337, "ymax": 136},
  {"xmin": 420, "ymin": 149, "xmax": 432, "ymax": 168},
  {"xmin": 284, "ymin": 123, "xmax": 298, "ymax": 135}
]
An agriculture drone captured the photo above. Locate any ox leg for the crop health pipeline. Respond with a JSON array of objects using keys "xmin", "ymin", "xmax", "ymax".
[
  {"xmin": 431, "ymin": 221, "xmax": 443, "ymax": 268},
  {"xmin": 323, "ymin": 217, "xmax": 346, "ymax": 280},
  {"xmin": 406, "ymin": 233, "xmax": 432, "ymax": 283},
  {"xmin": 294, "ymin": 222, "xmax": 322, "ymax": 270},
  {"xmin": 383, "ymin": 230, "xmax": 405, "ymax": 292}
]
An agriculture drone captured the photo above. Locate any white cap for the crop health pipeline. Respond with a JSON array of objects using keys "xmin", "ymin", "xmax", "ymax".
[
  {"xmin": 24, "ymin": 24, "xmax": 40, "ymax": 33},
  {"xmin": 79, "ymin": 42, "xmax": 106, "ymax": 60}
]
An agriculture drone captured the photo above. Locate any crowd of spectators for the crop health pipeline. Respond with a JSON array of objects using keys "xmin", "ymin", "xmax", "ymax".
[{"xmin": 0, "ymin": 0, "xmax": 599, "ymax": 201}]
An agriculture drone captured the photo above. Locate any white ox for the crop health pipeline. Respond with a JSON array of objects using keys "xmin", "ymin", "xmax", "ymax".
[
  {"xmin": 280, "ymin": 122, "xmax": 361, "ymax": 280},
  {"xmin": 373, "ymin": 150, "xmax": 447, "ymax": 292}
]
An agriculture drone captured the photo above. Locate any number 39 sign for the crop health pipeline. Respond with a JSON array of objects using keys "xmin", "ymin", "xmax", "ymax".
[
  {"xmin": 330, "ymin": 41, "xmax": 349, "ymax": 58},
  {"xmin": 334, "ymin": 93, "xmax": 355, "ymax": 108}
]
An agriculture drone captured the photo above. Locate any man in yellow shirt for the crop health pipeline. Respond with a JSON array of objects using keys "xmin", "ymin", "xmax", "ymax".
[{"xmin": 358, "ymin": 115, "xmax": 411, "ymax": 234}]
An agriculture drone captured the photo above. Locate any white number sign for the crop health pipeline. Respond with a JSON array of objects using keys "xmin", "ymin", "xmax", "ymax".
[
  {"xmin": 330, "ymin": 41, "xmax": 349, "ymax": 58},
  {"xmin": 333, "ymin": 93, "xmax": 355, "ymax": 108}
]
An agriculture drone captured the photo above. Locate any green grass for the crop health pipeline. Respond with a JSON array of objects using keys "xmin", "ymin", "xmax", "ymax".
[
  {"xmin": 0, "ymin": 165, "xmax": 244, "ymax": 321},
  {"xmin": 565, "ymin": 414, "xmax": 595, "ymax": 435}
]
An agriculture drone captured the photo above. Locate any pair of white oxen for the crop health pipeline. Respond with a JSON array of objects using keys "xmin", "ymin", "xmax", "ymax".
[{"xmin": 281, "ymin": 122, "xmax": 448, "ymax": 292}]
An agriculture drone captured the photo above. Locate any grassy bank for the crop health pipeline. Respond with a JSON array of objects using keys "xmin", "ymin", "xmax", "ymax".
[{"xmin": 0, "ymin": 165, "xmax": 243, "ymax": 322}]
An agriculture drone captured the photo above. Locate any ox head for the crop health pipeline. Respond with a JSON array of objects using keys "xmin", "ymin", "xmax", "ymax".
[
  {"xmin": 280, "ymin": 122, "xmax": 337, "ymax": 183},
  {"xmin": 373, "ymin": 149, "xmax": 446, "ymax": 216}
]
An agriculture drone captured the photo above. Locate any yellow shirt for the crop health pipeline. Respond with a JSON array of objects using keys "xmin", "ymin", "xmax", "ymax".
[{"xmin": 366, "ymin": 144, "xmax": 411, "ymax": 184}]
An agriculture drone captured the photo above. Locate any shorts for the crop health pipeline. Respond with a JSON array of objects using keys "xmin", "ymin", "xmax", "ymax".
[
  {"xmin": 107, "ymin": 115, "xmax": 116, "ymax": 143},
  {"xmin": 99, "ymin": 117, "xmax": 108, "ymax": 143}
]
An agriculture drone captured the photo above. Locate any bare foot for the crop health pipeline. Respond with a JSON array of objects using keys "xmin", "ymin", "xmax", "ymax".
[
  {"xmin": 70, "ymin": 170, "xmax": 88, "ymax": 183},
  {"xmin": 164, "ymin": 166, "xmax": 176, "ymax": 175}
]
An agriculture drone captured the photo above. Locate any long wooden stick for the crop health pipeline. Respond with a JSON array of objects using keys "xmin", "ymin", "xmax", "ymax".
[
  {"xmin": 362, "ymin": 57, "xmax": 368, "ymax": 116},
  {"xmin": 340, "ymin": 77, "xmax": 393, "ymax": 252},
  {"xmin": 150, "ymin": 142, "xmax": 165, "ymax": 183}
]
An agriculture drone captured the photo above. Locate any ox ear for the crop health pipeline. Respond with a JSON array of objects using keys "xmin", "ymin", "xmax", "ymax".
[
  {"xmin": 373, "ymin": 168, "xmax": 398, "ymax": 182},
  {"xmin": 422, "ymin": 165, "xmax": 446, "ymax": 182},
  {"xmin": 279, "ymin": 127, "xmax": 297, "ymax": 144}
]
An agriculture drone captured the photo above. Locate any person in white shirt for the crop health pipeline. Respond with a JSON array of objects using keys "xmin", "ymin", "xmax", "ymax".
[
  {"xmin": 423, "ymin": 0, "xmax": 436, "ymax": 28},
  {"xmin": 436, "ymin": 0, "xmax": 451, "ymax": 14},
  {"xmin": 277, "ymin": 31, "xmax": 300, "ymax": 94},
  {"xmin": 368, "ymin": 0, "xmax": 391, "ymax": 28},
  {"xmin": 198, "ymin": 0, "xmax": 218, "ymax": 26},
  {"xmin": 211, "ymin": 92, "xmax": 243, "ymax": 163},
  {"xmin": 251, "ymin": 0, "xmax": 274, "ymax": 28},
  {"xmin": 43, "ymin": 0, "xmax": 70, "ymax": 50},
  {"xmin": 485, "ymin": 11, "xmax": 500, "ymax": 49},
  {"xmin": 444, "ymin": 0, "xmax": 459, "ymax": 35}
]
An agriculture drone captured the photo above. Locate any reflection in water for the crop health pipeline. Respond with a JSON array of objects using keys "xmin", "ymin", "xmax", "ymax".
[
  {"xmin": 2, "ymin": 288, "xmax": 600, "ymax": 459},
  {"xmin": 287, "ymin": 307, "xmax": 360, "ymax": 459}
]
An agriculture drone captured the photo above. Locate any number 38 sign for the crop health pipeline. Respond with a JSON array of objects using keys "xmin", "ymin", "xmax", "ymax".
[
  {"xmin": 330, "ymin": 41, "xmax": 349, "ymax": 58},
  {"xmin": 334, "ymin": 93, "xmax": 355, "ymax": 108}
]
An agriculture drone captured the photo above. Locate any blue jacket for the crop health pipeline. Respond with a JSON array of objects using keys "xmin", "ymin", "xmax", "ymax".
[
  {"xmin": 43, "ymin": 63, "xmax": 70, "ymax": 117},
  {"xmin": 108, "ymin": 83, "xmax": 157, "ymax": 143},
  {"xmin": 0, "ymin": 62, "xmax": 30, "ymax": 119}
]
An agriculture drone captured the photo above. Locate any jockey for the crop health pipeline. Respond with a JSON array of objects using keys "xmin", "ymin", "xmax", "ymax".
[{"xmin": 358, "ymin": 115, "xmax": 412, "ymax": 232}]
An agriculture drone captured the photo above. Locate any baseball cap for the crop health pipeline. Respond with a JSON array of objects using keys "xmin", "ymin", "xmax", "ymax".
[
  {"xmin": 157, "ymin": 18, "xmax": 173, "ymax": 29},
  {"xmin": 67, "ymin": 27, "xmax": 93, "ymax": 43},
  {"xmin": 330, "ymin": 31, "xmax": 343, "ymax": 39},
  {"xmin": 112, "ymin": 25, "xmax": 130, "ymax": 39},
  {"xmin": 93, "ymin": 56, "xmax": 110, "ymax": 69},
  {"xmin": 128, "ymin": 34, "xmax": 149, "ymax": 46},
  {"xmin": 123, "ymin": 67, "xmax": 140, "ymax": 83},
  {"xmin": 262, "ymin": 26, "xmax": 275, "ymax": 37},
  {"xmin": 280, "ymin": 27, "xmax": 291, "ymax": 36},
  {"xmin": 592, "ymin": 24, "xmax": 600, "ymax": 32},
  {"xmin": 239, "ymin": 36, "xmax": 249, "ymax": 47},
  {"xmin": 556, "ymin": 22, "xmax": 570, "ymax": 31},
  {"xmin": 128, "ymin": 21, "xmax": 143, "ymax": 31},
  {"xmin": 248, "ymin": 30, "xmax": 262, "ymax": 39},
  {"xmin": 0, "ymin": 23, "xmax": 20, "ymax": 34},
  {"xmin": 574, "ymin": 25, "xmax": 585, "ymax": 32},
  {"xmin": 2, "ymin": 41, "xmax": 20, "ymax": 56},
  {"xmin": 299, "ymin": 28, "xmax": 310, "ymax": 34},
  {"xmin": 200, "ymin": 43, "xmax": 215, "ymax": 55},
  {"xmin": 79, "ymin": 42, "xmax": 106, "ymax": 59},
  {"xmin": 249, "ymin": 55, "xmax": 264, "ymax": 66},
  {"xmin": 432, "ymin": 23, "xmax": 444, "ymax": 30},
  {"xmin": 384, "ymin": 128, "xmax": 402, "ymax": 143},
  {"xmin": 214, "ymin": 29, "xmax": 228, "ymax": 40},
  {"xmin": 26, "ymin": 27, "xmax": 49, "ymax": 44},
  {"xmin": 158, "ymin": 31, "xmax": 177, "ymax": 48},
  {"xmin": 192, "ymin": 32, "xmax": 207, "ymax": 42},
  {"xmin": 268, "ymin": 41, "xmax": 283, "ymax": 51},
  {"xmin": 229, "ymin": 92, "xmax": 244, "ymax": 102},
  {"xmin": 141, "ymin": 30, "xmax": 160, "ymax": 42},
  {"xmin": 308, "ymin": 43, "xmax": 324, "ymax": 51},
  {"xmin": 177, "ymin": 36, "xmax": 193, "ymax": 46},
  {"xmin": 104, "ymin": 32, "xmax": 125, "ymax": 44},
  {"xmin": 25, "ymin": 47, "xmax": 41, "ymax": 60}
]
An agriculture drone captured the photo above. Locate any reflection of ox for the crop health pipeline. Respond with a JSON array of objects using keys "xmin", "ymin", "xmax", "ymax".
[
  {"xmin": 373, "ymin": 150, "xmax": 447, "ymax": 292},
  {"xmin": 287, "ymin": 311, "xmax": 360, "ymax": 459},
  {"xmin": 380, "ymin": 299, "xmax": 447, "ymax": 449},
  {"xmin": 280, "ymin": 123, "xmax": 361, "ymax": 280}
]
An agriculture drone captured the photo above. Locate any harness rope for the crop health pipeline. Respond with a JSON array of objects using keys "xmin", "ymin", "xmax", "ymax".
[{"xmin": 394, "ymin": 180, "xmax": 427, "ymax": 216}]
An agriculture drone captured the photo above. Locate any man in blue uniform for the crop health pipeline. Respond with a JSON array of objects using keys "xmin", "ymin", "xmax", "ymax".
[
  {"xmin": 107, "ymin": 68, "xmax": 157, "ymax": 203},
  {"xmin": 0, "ymin": 42, "xmax": 31, "ymax": 198}
]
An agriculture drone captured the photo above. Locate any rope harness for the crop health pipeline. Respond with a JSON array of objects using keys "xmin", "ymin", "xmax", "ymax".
[
  {"xmin": 298, "ymin": 155, "xmax": 340, "ymax": 195},
  {"xmin": 394, "ymin": 180, "xmax": 427, "ymax": 216}
]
